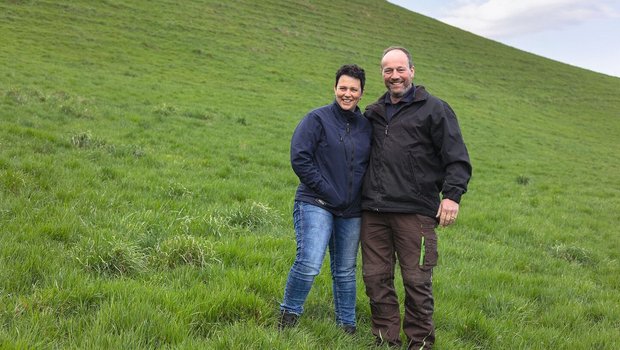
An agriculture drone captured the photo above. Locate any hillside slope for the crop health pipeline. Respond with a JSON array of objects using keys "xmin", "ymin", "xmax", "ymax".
[{"xmin": 1, "ymin": 0, "xmax": 619, "ymax": 349}]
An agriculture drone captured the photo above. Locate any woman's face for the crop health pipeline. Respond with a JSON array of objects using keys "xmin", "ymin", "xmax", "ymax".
[{"xmin": 334, "ymin": 75, "xmax": 362, "ymax": 111}]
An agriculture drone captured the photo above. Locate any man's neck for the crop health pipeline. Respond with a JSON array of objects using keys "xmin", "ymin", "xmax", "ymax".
[
  {"xmin": 389, "ymin": 95, "xmax": 402, "ymax": 104},
  {"xmin": 389, "ymin": 86, "xmax": 413, "ymax": 104}
]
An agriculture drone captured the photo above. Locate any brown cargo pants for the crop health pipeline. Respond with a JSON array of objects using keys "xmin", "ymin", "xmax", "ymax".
[{"xmin": 361, "ymin": 211, "xmax": 438, "ymax": 349}]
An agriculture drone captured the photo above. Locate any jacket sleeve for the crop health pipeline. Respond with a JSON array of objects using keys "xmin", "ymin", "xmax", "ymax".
[
  {"xmin": 290, "ymin": 113, "xmax": 341, "ymax": 206},
  {"xmin": 431, "ymin": 101, "xmax": 472, "ymax": 203}
]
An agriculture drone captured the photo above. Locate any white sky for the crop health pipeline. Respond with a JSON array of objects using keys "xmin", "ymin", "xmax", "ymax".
[{"xmin": 388, "ymin": 0, "xmax": 620, "ymax": 78}]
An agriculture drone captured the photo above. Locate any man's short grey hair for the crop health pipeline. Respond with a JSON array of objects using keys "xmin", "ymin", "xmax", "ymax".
[{"xmin": 382, "ymin": 46, "xmax": 414, "ymax": 68}]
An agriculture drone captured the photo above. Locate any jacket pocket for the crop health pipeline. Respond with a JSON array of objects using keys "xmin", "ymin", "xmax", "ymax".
[
  {"xmin": 406, "ymin": 152, "xmax": 422, "ymax": 195},
  {"xmin": 408, "ymin": 150, "xmax": 440, "ymax": 204}
]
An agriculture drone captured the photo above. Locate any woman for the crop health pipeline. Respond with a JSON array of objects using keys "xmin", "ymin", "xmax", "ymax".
[{"xmin": 279, "ymin": 64, "xmax": 371, "ymax": 334}]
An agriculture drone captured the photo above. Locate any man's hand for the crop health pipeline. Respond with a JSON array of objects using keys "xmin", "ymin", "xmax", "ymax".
[{"xmin": 436, "ymin": 198, "xmax": 459, "ymax": 227}]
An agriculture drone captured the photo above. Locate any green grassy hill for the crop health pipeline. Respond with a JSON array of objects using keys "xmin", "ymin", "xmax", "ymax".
[{"xmin": 1, "ymin": 0, "xmax": 619, "ymax": 348}]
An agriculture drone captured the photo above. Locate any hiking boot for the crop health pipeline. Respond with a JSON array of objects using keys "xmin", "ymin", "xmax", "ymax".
[
  {"xmin": 278, "ymin": 310, "xmax": 299, "ymax": 330},
  {"xmin": 341, "ymin": 324, "xmax": 356, "ymax": 335},
  {"xmin": 374, "ymin": 337, "xmax": 402, "ymax": 348}
]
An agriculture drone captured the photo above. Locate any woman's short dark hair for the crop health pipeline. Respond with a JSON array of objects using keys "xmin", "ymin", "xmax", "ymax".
[{"xmin": 335, "ymin": 64, "xmax": 365, "ymax": 92}]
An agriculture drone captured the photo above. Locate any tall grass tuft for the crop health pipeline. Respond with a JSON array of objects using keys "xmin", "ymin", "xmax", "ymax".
[
  {"xmin": 151, "ymin": 234, "xmax": 217, "ymax": 269},
  {"xmin": 153, "ymin": 103, "xmax": 177, "ymax": 116},
  {"xmin": 74, "ymin": 236, "xmax": 147, "ymax": 277},
  {"xmin": 549, "ymin": 243, "xmax": 597, "ymax": 266},
  {"xmin": 187, "ymin": 287, "xmax": 270, "ymax": 338},
  {"xmin": 4, "ymin": 87, "xmax": 45, "ymax": 105},
  {"xmin": 70, "ymin": 131, "xmax": 105, "ymax": 149},
  {"xmin": 222, "ymin": 201, "xmax": 281, "ymax": 230}
]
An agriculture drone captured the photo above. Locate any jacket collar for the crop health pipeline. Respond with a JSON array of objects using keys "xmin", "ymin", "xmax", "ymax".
[
  {"xmin": 332, "ymin": 100, "xmax": 362, "ymax": 121},
  {"xmin": 367, "ymin": 85, "xmax": 428, "ymax": 117},
  {"xmin": 383, "ymin": 84, "xmax": 416, "ymax": 105}
]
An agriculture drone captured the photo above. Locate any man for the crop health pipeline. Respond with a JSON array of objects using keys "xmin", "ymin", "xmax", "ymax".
[{"xmin": 361, "ymin": 46, "xmax": 472, "ymax": 349}]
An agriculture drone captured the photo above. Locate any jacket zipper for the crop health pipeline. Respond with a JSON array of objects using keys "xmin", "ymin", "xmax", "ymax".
[{"xmin": 346, "ymin": 122, "xmax": 353, "ymax": 204}]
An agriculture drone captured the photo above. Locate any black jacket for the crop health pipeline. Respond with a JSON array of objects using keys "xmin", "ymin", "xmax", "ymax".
[
  {"xmin": 291, "ymin": 101, "xmax": 372, "ymax": 217},
  {"xmin": 362, "ymin": 86, "xmax": 472, "ymax": 218}
]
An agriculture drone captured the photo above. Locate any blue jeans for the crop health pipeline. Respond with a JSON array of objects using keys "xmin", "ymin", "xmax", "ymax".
[{"xmin": 281, "ymin": 201, "xmax": 361, "ymax": 326}]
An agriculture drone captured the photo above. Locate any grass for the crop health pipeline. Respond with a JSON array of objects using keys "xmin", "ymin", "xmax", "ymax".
[{"xmin": 1, "ymin": 0, "xmax": 619, "ymax": 349}]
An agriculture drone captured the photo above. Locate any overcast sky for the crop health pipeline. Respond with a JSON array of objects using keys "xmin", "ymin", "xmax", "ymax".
[{"xmin": 388, "ymin": 0, "xmax": 620, "ymax": 78}]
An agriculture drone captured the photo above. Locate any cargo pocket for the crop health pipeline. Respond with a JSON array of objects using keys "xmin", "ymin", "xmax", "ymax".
[
  {"xmin": 421, "ymin": 235, "xmax": 438, "ymax": 269},
  {"xmin": 410, "ymin": 232, "xmax": 437, "ymax": 284},
  {"xmin": 418, "ymin": 222, "xmax": 438, "ymax": 270}
]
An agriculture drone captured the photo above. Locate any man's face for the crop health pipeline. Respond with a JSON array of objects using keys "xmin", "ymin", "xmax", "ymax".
[
  {"xmin": 381, "ymin": 50, "xmax": 414, "ymax": 98},
  {"xmin": 334, "ymin": 75, "xmax": 362, "ymax": 111}
]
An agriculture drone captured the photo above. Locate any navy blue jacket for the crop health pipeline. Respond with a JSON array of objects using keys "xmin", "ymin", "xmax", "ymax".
[{"xmin": 291, "ymin": 101, "xmax": 372, "ymax": 217}]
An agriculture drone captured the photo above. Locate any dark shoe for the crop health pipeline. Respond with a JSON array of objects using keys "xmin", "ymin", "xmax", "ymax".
[
  {"xmin": 375, "ymin": 337, "xmax": 401, "ymax": 348},
  {"xmin": 278, "ymin": 310, "xmax": 299, "ymax": 330},
  {"xmin": 341, "ymin": 324, "xmax": 356, "ymax": 335}
]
